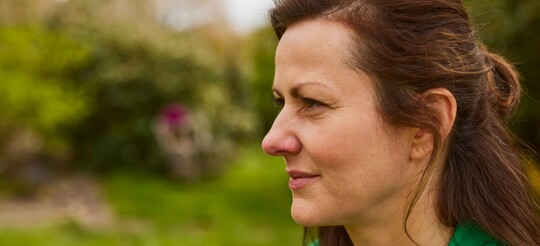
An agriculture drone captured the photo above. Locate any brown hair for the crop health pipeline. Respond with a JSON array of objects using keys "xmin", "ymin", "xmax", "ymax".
[{"xmin": 269, "ymin": 0, "xmax": 540, "ymax": 245}]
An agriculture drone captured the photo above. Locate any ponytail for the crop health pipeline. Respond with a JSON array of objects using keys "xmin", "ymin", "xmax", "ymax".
[{"xmin": 484, "ymin": 50, "xmax": 522, "ymax": 119}]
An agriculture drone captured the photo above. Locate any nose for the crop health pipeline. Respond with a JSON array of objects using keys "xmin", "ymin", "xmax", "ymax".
[{"xmin": 261, "ymin": 119, "xmax": 302, "ymax": 156}]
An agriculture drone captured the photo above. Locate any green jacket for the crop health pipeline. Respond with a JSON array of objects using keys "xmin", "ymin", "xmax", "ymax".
[
  {"xmin": 449, "ymin": 223, "xmax": 503, "ymax": 246},
  {"xmin": 309, "ymin": 223, "xmax": 503, "ymax": 246}
]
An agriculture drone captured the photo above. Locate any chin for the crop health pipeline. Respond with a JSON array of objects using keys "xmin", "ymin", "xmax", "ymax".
[{"xmin": 291, "ymin": 198, "xmax": 326, "ymax": 227}]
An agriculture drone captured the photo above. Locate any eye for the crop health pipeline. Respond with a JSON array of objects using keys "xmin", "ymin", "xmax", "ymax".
[
  {"xmin": 301, "ymin": 97, "xmax": 324, "ymax": 110},
  {"xmin": 273, "ymin": 96, "xmax": 285, "ymax": 107}
]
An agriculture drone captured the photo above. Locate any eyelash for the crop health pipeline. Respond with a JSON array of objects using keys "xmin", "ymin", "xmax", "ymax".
[
  {"xmin": 273, "ymin": 97, "xmax": 285, "ymax": 107},
  {"xmin": 272, "ymin": 96, "xmax": 324, "ymax": 111},
  {"xmin": 301, "ymin": 97, "xmax": 323, "ymax": 110}
]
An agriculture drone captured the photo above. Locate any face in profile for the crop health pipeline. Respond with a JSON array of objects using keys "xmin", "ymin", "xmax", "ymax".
[{"xmin": 262, "ymin": 20, "xmax": 420, "ymax": 227}]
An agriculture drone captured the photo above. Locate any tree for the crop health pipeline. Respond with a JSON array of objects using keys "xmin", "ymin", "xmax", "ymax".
[{"xmin": 0, "ymin": 0, "xmax": 258, "ymax": 184}]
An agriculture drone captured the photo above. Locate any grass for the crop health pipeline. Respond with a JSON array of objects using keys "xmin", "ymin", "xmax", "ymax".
[{"xmin": 0, "ymin": 146, "xmax": 303, "ymax": 246}]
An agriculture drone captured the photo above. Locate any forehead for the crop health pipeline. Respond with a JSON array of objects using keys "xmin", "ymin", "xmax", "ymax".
[
  {"xmin": 275, "ymin": 20, "xmax": 355, "ymax": 68},
  {"xmin": 274, "ymin": 19, "xmax": 374, "ymax": 98}
]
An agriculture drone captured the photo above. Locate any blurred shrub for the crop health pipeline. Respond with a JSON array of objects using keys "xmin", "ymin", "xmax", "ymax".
[
  {"xmin": 0, "ymin": 0, "xmax": 257, "ymax": 179},
  {"xmin": 54, "ymin": 0, "xmax": 257, "ymax": 173},
  {"xmin": 0, "ymin": 25, "xmax": 90, "ymax": 145},
  {"xmin": 0, "ymin": 25, "xmax": 91, "ymax": 187},
  {"xmin": 244, "ymin": 27, "xmax": 279, "ymax": 134}
]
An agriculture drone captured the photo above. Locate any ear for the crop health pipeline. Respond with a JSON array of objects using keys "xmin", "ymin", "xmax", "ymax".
[
  {"xmin": 410, "ymin": 88, "xmax": 457, "ymax": 161},
  {"xmin": 410, "ymin": 128, "xmax": 434, "ymax": 160}
]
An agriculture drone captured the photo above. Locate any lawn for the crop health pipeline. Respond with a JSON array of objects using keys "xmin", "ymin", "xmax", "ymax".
[{"xmin": 0, "ymin": 146, "xmax": 303, "ymax": 246}]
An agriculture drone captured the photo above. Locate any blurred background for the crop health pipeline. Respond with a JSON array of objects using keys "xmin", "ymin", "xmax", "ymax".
[{"xmin": 0, "ymin": 0, "xmax": 538, "ymax": 245}]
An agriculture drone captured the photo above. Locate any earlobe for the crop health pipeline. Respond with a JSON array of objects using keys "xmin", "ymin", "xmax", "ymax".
[{"xmin": 411, "ymin": 128, "xmax": 434, "ymax": 160}]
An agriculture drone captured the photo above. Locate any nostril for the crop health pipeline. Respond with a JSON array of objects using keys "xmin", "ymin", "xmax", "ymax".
[
  {"xmin": 264, "ymin": 147, "xmax": 280, "ymax": 156},
  {"xmin": 262, "ymin": 134, "xmax": 301, "ymax": 156}
]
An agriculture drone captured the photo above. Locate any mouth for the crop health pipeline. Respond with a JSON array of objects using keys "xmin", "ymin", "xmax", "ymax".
[{"xmin": 286, "ymin": 170, "xmax": 320, "ymax": 190}]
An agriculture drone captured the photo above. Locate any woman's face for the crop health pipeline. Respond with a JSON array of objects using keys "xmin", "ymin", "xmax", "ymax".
[{"xmin": 262, "ymin": 20, "xmax": 419, "ymax": 227}]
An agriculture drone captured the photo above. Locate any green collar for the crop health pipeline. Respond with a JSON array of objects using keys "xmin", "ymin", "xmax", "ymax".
[
  {"xmin": 308, "ymin": 223, "xmax": 503, "ymax": 246},
  {"xmin": 448, "ymin": 223, "xmax": 503, "ymax": 246}
]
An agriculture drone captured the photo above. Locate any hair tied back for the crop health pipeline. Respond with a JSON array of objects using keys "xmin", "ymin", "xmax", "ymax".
[{"xmin": 483, "ymin": 50, "xmax": 522, "ymax": 119}]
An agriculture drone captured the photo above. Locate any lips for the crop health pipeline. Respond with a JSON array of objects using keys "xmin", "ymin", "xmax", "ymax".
[{"xmin": 286, "ymin": 170, "xmax": 320, "ymax": 190}]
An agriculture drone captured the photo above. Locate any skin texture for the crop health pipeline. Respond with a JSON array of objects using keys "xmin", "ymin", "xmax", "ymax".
[{"xmin": 262, "ymin": 20, "xmax": 456, "ymax": 245}]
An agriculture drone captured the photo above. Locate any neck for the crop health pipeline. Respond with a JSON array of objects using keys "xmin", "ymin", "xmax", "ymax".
[{"xmin": 345, "ymin": 186, "xmax": 452, "ymax": 246}]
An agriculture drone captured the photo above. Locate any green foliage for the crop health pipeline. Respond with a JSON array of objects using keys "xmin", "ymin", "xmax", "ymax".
[
  {"xmin": 69, "ymin": 31, "xmax": 214, "ymax": 170},
  {"xmin": 0, "ymin": 0, "xmax": 258, "ymax": 173},
  {"xmin": 0, "ymin": 25, "xmax": 91, "ymax": 152},
  {"xmin": 245, "ymin": 27, "xmax": 280, "ymax": 134},
  {"xmin": 49, "ymin": 0, "xmax": 258, "ymax": 172},
  {"xmin": 69, "ymin": 29, "xmax": 258, "ymax": 170}
]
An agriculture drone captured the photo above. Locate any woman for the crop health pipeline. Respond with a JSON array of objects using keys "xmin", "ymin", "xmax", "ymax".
[{"xmin": 261, "ymin": 0, "xmax": 540, "ymax": 245}]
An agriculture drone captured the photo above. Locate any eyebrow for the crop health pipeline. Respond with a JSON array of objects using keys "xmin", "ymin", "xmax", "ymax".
[{"xmin": 272, "ymin": 81, "xmax": 333, "ymax": 98}]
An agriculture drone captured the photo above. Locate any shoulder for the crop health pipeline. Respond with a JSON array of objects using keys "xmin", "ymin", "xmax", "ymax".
[
  {"xmin": 448, "ymin": 223, "xmax": 505, "ymax": 246},
  {"xmin": 307, "ymin": 239, "xmax": 319, "ymax": 246}
]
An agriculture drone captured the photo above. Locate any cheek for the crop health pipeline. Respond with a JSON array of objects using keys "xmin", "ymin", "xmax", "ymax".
[
  {"xmin": 312, "ymin": 115, "xmax": 385, "ymax": 170},
  {"xmin": 309, "ymin": 116, "xmax": 410, "ymax": 199}
]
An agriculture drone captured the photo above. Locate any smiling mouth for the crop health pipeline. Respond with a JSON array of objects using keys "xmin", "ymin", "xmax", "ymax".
[{"xmin": 287, "ymin": 170, "xmax": 320, "ymax": 190}]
